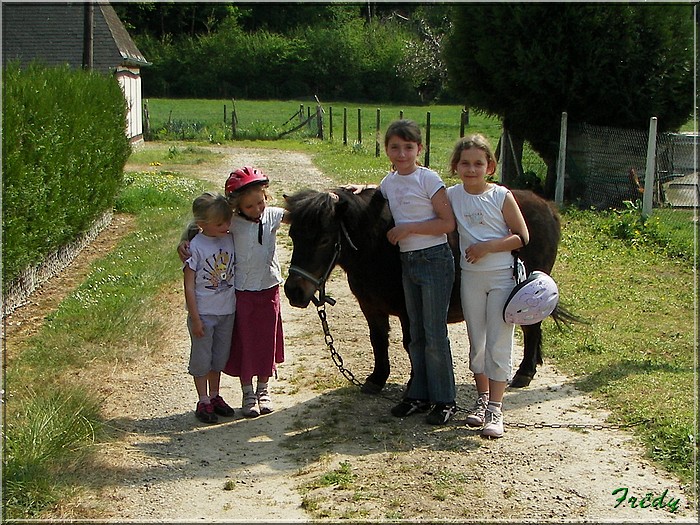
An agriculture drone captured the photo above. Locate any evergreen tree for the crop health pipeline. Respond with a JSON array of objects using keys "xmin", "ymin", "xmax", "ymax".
[{"xmin": 444, "ymin": 3, "xmax": 694, "ymax": 196}]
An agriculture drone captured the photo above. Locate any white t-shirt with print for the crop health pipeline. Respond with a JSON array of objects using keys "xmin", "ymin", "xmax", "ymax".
[
  {"xmin": 379, "ymin": 166, "xmax": 447, "ymax": 252},
  {"xmin": 447, "ymin": 182, "xmax": 514, "ymax": 271},
  {"xmin": 184, "ymin": 232, "xmax": 236, "ymax": 315}
]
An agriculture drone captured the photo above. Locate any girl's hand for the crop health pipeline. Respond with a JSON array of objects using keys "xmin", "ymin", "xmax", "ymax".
[
  {"xmin": 387, "ymin": 224, "xmax": 410, "ymax": 245},
  {"xmin": 341, "ymin": 184, "xmax": 377, "ymax": 194},
  {"xmin": 177, "ymin": 241, "xmax": 191, "ymax": 262},
  {"xmin": 465, "ymin": 241, "xmax": 490, "ymax": 263}
]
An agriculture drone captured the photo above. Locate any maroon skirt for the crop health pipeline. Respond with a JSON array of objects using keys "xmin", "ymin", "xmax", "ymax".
[{"xmin": 223, "ymin": 285, "xmax": 284, "ymax": 379}]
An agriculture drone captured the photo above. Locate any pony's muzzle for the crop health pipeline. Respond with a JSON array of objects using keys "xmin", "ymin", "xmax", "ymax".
[{"xmin": 284, "ymin": 273, "xmax": 315, "ymax": 308}]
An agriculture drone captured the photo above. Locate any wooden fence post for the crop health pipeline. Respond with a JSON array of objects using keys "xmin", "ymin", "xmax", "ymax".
[
  {"xmin": 329, "ymin": 106, "xmax": 333, "ymax": 141},
  {"xmin": 375, "ymin": 108, "xmax": 381, "ymax": 157},
  {"xmin": 231, "ymin": 99, "xmax": 238, "ymax": 138},
  {"xmin": 316, "ymin": 104, "xmax": 324, "ymax": 139},
  {"xmin": 143, "ymin": 99, "xmax": 150, "ymax": 139},
  {"xmin": 460, "ymin": 107, "xmax": 469, "ymax": 137},
  {"xmin": 357, "ymin": 108, "xmax": 362, "ymax": 144},
  {"xmin": 424, "ymin": 111, "xmax": 431, "ymax": 168},
  {"xmin": 343, "ymin": 107, "xmax": 348, "ymax": 146},
  {"xmin": 223, "ymin": 104, "xmax": 227, "ymax": 124}
]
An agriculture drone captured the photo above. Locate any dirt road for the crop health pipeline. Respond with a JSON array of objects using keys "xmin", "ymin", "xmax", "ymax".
[{"xmin": 11, "ymin": 145, "xmax": 695, "ymax": 522}]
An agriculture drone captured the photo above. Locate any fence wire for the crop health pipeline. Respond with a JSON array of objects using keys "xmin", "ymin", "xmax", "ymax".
[{"xmin": 566, "ymin": 122, "xmax": 698, "ymax": 212}]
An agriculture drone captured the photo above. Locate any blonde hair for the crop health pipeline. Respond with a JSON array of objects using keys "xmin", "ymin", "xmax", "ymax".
[
  {"xmin": 449, "ymin": 134, "xmax": 497, "ymax": 176},
  {"xmin": 192, "ymin": 192, "xmax": 233, "ymax": 224}
]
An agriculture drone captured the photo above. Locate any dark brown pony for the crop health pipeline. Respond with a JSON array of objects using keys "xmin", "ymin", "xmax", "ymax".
[{"xmin": 283, "ymin": 187, "xmax": 575, "ymax": 393}]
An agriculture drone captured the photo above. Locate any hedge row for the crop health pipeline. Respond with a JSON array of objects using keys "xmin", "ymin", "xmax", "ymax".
[{"xmin": 2, "ymin": 63, "xmax": 131, "ymax": 291}]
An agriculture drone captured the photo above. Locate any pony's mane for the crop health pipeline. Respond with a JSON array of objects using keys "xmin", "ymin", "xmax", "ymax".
[{"xmin": 284, "ymin": 187, "xmax": 370, "ymax": 226}]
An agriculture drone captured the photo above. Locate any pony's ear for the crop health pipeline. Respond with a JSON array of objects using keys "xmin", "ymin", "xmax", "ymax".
[{"xmin": 333, "ymin": 192, "xmax": 350, "ymax": 219}]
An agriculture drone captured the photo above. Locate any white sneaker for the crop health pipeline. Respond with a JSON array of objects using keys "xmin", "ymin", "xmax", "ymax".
[
  {"xmin": 465, "ymin": 395, "xmax": 489, "ymax": 427},
  {"xmin": 257, "ymin": 388, "xmax": 274, "ymax": 414},
  {"xmin": 242, "ymin": 393, "xmax": 260, "ymax": 418},
  {"xmin": 482, "ymin": 406, "xmax": 504, "ymax": 438}
]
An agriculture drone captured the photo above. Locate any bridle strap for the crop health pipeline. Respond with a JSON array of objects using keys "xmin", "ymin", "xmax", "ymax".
[{"xmin": 287, "ymin": 221, "xmax": 358, "ymax": 307}]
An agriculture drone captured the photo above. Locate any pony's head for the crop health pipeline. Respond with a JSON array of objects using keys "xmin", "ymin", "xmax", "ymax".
[
  {"xmin": 283, "ymin": 189, "xmax": 349, "ymax": 308},
  {"xmin": 284, "ymin": 187, "xmax": 390, "ymax": 307}
]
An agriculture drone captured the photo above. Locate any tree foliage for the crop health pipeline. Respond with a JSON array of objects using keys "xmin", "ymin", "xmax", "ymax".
[
  {"xmin": 444, "ymin": 3, "xmax": 694, "ymax": 195},
  {"xmin": 114, "ymin": 2, "xmax": 453, "ymax": 104}
]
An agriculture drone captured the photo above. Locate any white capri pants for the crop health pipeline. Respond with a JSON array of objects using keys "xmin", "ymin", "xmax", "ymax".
[{"xmin": 460, "ymin": 268, "xmax": 515, "ymax": 382}]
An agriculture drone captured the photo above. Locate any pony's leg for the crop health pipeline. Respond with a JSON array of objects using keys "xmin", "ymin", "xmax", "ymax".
[
  {"xmin": 359, "ymin": 308, "xmax": 392, "ymax": 394},
  {"xmin": 510, "ymin": 323, "xmax": 543, "ymax": 388}
]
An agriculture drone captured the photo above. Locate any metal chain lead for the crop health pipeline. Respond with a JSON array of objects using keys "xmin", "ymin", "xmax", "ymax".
[
  {"xmin": 317, "ymin": 305, "xmax": 364, "ymax": 389},
  {"xmin": 315, "ymin": 303, "xmax": 650, "ymax": 431}
]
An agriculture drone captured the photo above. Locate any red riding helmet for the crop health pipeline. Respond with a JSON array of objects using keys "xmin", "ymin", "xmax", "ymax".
[{"xmin": 225, "ymin": 166, "xmax": 269, "ymax": 196}]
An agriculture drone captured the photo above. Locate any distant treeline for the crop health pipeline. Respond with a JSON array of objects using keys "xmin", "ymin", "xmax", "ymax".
[{"xmin": 116, "ymin": 3, "xmax": 454, "ymax": 104}]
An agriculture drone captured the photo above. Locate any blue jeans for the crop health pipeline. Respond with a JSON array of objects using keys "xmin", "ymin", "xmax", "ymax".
[{"xmin": 399, "ymin": 242, "xmax": 456, "ymax": 404}]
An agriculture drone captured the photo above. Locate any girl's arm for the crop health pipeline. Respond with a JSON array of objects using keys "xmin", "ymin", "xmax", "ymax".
[
  {"xmin": 386, "ymin": 187, "xmax": 455, "ymax": 245},
  {"xmin": 465, "ymin": 191, "xmax": 529, "ymax": 262},
  {"xmin": 177, "ymin": 222, "xmax": 200, "ymax": 262},
  {"xmin": 184, "ymin": 266, "xmax": 204, "ymax": 337}
]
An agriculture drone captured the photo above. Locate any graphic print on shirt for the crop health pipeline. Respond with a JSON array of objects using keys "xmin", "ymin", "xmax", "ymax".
[
  {"xmin": 202, "ymin": 248, "xmax": 234, "ymax": 292},
  {"xmin": 463, "ymin": 210, "xmax": 485, "ymax": 226}
]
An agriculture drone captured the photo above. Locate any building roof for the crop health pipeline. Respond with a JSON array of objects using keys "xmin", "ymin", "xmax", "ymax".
[{"xmin": 2, "ymin": 2, "xmax": 150, "ymax": 73}]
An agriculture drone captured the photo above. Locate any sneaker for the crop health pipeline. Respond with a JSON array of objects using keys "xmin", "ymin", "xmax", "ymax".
[
  {"xmin": 242, "ymin": 393, "xmax": 260, "ymax": 418},
  {"xmin": 195, "ymin": 401, "xmax": 218, "ymax": 424},
  {"xmin": 210, "ymin": 395, "xmax": 235, "ymax": 417},
  {"xmin": 257, "ymin": 388, "xmax": 274, "ymax": 415},
  {"xmin": 425, "ymin": 403, "xmax": 457, "ymax": 425},
  {"xmin": 465, "ymin": 395, "xmax": 489, "ymax": 428},
  {"xmin": 482, "ymin": 406, "xmax": 504, "ymax": 438},
  {"xmin": 391, "ymin": 398, "xmax": 431, "ymax": 417}
]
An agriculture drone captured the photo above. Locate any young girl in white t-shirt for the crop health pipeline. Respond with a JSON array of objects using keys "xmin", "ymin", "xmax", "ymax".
[
  {"xmin": 446, "ymin": 134, "xmax": 530, "ymax": 438},
  {"xmin": 379, "ymin": 119, "xmax": 458, "ymax": 425}
]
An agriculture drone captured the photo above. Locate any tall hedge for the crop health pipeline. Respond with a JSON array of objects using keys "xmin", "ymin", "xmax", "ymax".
[{"xmin": 2, "ymin": 63, "xmax": 131, "ymax": 289}]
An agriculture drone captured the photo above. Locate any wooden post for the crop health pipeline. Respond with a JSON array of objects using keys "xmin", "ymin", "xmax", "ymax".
[
  {"xmin": 375, "ymin": 108, "xmax": 381, "ymax": 157},
  {"xmin": 329, "ymin": 106, "xmax": 333, "ymax": 141},
  {"xmin": 642, "ymin": 117, "xmax": 658, "ymax": 218},
  {"xmin": 400, "ymin": 110, "xmax": 404, "ymax": 120},
  {"xmin": 223, "ymin": 104, "xmax": 227, "ymax": 124},
  {"xmin": 316, "ymin": 104, "xmax": 324, "ymax": 139},
  {"xmin": 143, "ymin": 100, "xmax": 150, "ymax": 139},
  {"xmin": 555, "ymin": 112, "xmax": 568, "ymax": 206},
  {"xmin": 424, "ymin": 111, "xmax": 431, "ymax": 168},
  {"xmin": 343, "ymin": 107, "xmax": 348, "ymax": 146},
  {"xmin": 231, "ymin": 98, "xmax": 238, "ymax": 138},
  {"xmin": 357, "ymin": 108, "xmax": 362, "ymax": 144},
  {"xmin": 460, "ymin": 107, "xmax": 469, "ymax": 137}
]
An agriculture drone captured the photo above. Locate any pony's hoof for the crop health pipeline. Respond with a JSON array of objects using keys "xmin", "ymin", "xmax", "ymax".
[
  {"xmin": 509, "ymin": 373, "xmax": 534, "ymax": 388},
  {"xmin": 360, "ymin": 380, "xmax": 384, "ymax": 395}
]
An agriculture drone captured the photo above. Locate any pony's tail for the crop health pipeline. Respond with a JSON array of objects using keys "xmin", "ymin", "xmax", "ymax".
[{"xmin": 551, "ymin": 302, "xmax": 589, "ymax": 330}]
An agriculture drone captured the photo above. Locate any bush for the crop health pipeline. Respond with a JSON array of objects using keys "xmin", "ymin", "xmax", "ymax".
[{"xmin": 2, "ymin": 63, "xmax": 131, "ymax": 290}]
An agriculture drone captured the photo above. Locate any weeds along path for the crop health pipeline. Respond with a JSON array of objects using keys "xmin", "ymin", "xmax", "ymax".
[{"xmin": 33, "ymin": 145, "xmax": 695, "ymax": 521}]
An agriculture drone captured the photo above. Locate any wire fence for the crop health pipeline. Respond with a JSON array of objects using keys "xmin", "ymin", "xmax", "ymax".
[{"xmin": 566, "ymin": 123, "xmax": 698, "ymax": 211}]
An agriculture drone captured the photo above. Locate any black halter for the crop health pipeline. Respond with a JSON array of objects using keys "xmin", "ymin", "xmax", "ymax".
[{"xmin": 287, "ymin": 222, "xmax": 357, "ymax": 307}]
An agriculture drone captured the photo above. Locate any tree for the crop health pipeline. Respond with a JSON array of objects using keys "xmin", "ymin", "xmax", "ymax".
[{"xmin": 444, "ymin": 3, "xmax": 694, "ymax": 197}]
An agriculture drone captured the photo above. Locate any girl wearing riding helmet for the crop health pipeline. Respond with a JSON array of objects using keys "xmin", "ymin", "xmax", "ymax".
[
  {"xmin": 222, "ymin": 166, "xmax": 287, "ymax": 417},
  {"xmin": 179, "ymin": 166, "xmax": 288, "ymax": 418}
]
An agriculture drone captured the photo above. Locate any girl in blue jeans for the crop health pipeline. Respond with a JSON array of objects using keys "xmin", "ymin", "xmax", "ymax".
[{"xmin": 379, "ymin": 119, "xmax": 457, "ymax": 425}]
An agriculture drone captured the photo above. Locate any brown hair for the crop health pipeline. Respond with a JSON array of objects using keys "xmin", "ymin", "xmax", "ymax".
[
  {"xmin": 384, "ymin": 119, "xmax": 422, "ymax": 148},
  {"xmin": 449, "ymin": 134, "xmax": 497, "ymax": 176}
]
